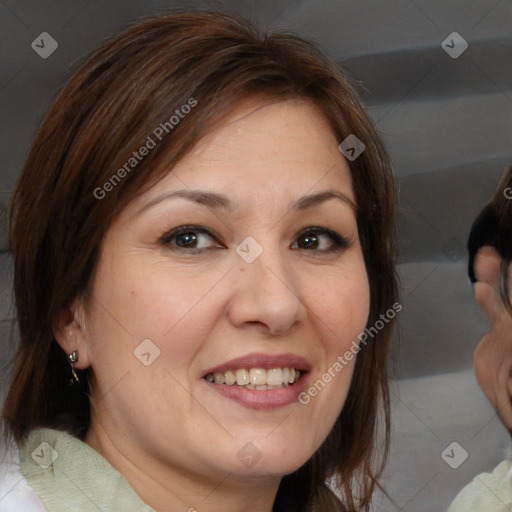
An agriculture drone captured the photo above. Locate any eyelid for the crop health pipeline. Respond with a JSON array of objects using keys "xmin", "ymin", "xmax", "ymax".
[
  {"xmin": 293, "ymin": 226, "xmax": 350, "ymax": 251},
  {"xmin": 160, "ymin": 225, "xmax": 224, "ymax": 248}
]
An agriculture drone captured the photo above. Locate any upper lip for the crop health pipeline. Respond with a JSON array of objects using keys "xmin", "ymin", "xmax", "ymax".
[{"xmin": 202, "ymin": 352, "xmax": 312, "ymax": 376}]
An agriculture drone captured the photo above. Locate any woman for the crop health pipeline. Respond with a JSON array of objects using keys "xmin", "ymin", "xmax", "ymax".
[
  {"xmin": 0, "ymin": 10, "xmax": 397, "ymax": 512},
  {"xmin": 448, "ymin": 165, "xmax": 512, "ymax": 511}
]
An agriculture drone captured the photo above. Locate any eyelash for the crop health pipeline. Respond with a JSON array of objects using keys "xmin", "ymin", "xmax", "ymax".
[{"xmin": 159, "ymin": 225, "xmax": 349, "ymax": 254}]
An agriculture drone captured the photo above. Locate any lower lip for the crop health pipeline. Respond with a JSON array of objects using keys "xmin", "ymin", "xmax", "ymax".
[{"xmin": 203, "ymin": 375, "xmax": 309, "ymax": 410}]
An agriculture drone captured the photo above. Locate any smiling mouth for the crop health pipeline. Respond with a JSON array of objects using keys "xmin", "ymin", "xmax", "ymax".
[{"xmin": 204, "ymin": 367, "xmax": 302, "ymax": 390}]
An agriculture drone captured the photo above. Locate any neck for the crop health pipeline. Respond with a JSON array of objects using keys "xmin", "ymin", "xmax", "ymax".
[{"xmin": 84, "ymin": 420, "xmax": 281, "ymax": 512}]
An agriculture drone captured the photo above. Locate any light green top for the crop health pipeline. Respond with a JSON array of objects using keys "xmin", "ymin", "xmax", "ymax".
[
  {"xmin": 447, "ymin": 458, "xmax": 512, "ymax": 512},
  {"xmin": 19, "ymin": 427, "xmax": 155, "ymax": 512}
]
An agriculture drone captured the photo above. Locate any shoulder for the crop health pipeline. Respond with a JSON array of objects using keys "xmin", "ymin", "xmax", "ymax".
[
  {"xmin": 447, "ymin": 458, "xmax": 512, "ymax": 512},
  {"xmin": 0, "ymin": 434, "xmax": 48, "ymax": 512}
]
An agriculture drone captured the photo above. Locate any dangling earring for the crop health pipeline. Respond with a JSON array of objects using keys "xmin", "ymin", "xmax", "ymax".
[{"xmin": 68, "ymin": 350, "xmax": 80, "ymax": 385}]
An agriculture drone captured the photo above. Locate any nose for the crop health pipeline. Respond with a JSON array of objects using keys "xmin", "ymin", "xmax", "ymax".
[{"xmin": 227, "ymin": 244, "xmax": 308, "ymax": 336}]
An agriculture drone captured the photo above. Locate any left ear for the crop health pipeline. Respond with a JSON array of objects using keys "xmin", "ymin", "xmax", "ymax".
[{"xmin": 53, "ymin": 297, "xmax": 91, "ymax": 370}]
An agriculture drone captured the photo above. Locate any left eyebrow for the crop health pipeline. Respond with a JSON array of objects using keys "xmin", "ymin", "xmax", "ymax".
[{"xmin": 292, "ymin": 190, "xmax": 357, "ymax": 213}]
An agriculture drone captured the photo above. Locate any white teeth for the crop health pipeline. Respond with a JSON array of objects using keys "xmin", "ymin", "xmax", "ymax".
[
  {"xmin": 267, "ymin": 368, "xmax": 283, "ymax": 386},
  {"xmin": 236, "ymin": 369, "xmax": 250, "ymax": 385},
  {"xmin": 250, "ymin": 368, "xmax": 267, "ymax": 385},
  {"xmin": 205, "ymin": 366, "xmax": 302, "ymax": 389},
  {"xmin": 213, "ymin": 372, "xmax": 225, "ymax": 384},
  {"xmin": 225, "ymin": 370, "xmax": 236, "ymax": 386}
]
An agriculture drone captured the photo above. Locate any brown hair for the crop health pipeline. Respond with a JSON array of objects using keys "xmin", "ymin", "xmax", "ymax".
[{"xmin": 2, "ymin": 10, "xmax": 397, "ymax": 511}]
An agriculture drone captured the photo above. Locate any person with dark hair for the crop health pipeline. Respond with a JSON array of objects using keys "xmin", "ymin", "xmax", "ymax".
[
  {"xmin": 448, "ymin": 165, "xmax": 512, "ymax": 511},
  {"xmin": 0, "ymin": 10, "xmax": 397, "ymax": 512},
  {"xmin": 466, "ymin": 165, "xmax": 512, "ymax": 430}
]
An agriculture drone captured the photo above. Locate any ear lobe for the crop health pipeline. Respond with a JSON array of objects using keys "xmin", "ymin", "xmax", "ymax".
[
  {"xmin": 474, "ymin": 281, "xmax": 503, "ymax": 322},
  {"xmin": 53, "ymin": 298, "xmax": 90, "ymax": 369}
]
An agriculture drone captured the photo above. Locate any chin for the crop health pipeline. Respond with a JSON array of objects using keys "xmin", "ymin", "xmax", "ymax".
[{"xmin": 223, "ymin": 440, "xmax": 316, "ymax": 479}]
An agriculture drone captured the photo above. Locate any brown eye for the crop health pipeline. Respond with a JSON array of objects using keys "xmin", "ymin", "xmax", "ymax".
[
  {"xmin": 297, "ymin": 233, "xmax": 321, "ymax": 250},
  {"xmin": 293, "ymin": 227, "xmax": 349, "ymax": 253},
  {"xmin": 160, "ymin": 225, "xmax": 224, "ymax": 252},
  {"xmin": 175, "ymin": 231, "xmax": 199, "ymax": 248}
]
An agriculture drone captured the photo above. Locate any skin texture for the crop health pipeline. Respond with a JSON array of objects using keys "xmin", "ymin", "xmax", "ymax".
[
  {"xmin": 473, "ymin": 246, "xmax": 512, "ymax": 433},
  {"xmin": 55, "ymin": 98, "xmax": 370, "ymax": 512}
]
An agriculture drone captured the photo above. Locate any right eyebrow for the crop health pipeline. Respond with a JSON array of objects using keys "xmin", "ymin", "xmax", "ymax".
[
  {"xmin": 292, "ymin": 189, "xmax": 357, "ymax": 213},
  {"xmin": 135, "ymin": 190, "xmax": 234, "ymax": 217}
]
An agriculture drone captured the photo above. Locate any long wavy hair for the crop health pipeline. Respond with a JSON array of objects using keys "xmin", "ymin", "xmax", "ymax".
[{"xmin": 2, "ymin": 10, "xmax": 398, "ymax": 511}]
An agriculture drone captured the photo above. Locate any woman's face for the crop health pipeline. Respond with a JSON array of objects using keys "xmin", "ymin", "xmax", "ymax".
[{"xmin": 77, "ymin": 98, "xmax": 370, "ymax": 481}]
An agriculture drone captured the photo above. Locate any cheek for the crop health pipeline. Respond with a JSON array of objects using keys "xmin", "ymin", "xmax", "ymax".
[
  {"xmin": 86, "ymin": 253, "xmax": 230, "ymax": 388},
  {"xmin": 83, "ymin": 257, "xmax": 220, "ymax": 416},
  {"xmin": 90, "ymin": 252, "xmax": 212, "ymax": 338},
  {"xmin": 318, "ymin": 264, "xmax": 370, "ymax": 353},
  {"xmin": 308, "ymin": 263, "xmax": 369, "ymax": 394},
  {"xmin": 294, "ymin": 267, "xmax": 369, "ymax": 451}
]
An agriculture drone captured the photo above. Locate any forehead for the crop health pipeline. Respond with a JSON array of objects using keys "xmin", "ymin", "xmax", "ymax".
[
  {"xmin": 133, "ymin": 98, "xmax": 355, "ymax": 213},
  {"xmin": 191, "ymin": 98, "xmax": 339, "ymax": 157}
]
